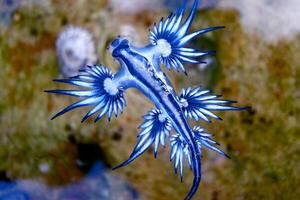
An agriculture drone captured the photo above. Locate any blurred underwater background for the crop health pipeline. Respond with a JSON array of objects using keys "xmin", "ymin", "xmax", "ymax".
[{"xmin": 0, "ymin": 0, "xmax": 299, "ymax": 199}]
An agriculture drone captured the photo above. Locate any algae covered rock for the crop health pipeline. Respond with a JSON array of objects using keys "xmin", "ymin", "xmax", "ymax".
[{"xmin": 0, "ymin": 1, "xmax": 299, "ymax": 200}]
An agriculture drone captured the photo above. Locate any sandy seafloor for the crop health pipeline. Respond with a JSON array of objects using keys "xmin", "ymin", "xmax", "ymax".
[{"xmin": 0, "ymin": 0, "xmax": 299, "ymax": 200}]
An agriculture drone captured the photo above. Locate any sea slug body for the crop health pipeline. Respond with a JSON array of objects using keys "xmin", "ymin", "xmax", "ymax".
[{"xmin": 46, "ymin": 1, "xmax": 248, "ymax": 199}]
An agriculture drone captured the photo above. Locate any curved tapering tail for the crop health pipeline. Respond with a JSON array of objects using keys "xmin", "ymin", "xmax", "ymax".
[{"xmin": 184, "ymin": 141, "xmax": 202, "ymax": 200}]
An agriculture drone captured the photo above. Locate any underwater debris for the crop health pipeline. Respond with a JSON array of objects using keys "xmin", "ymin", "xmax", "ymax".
[{"xmin": 56, "ymin": 26, "xmax": 97, "ymax": 78}]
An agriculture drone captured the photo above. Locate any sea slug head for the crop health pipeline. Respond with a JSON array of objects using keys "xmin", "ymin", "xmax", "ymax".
[{"xmin": 109, "ymin": 37, "xmax": 130, "ymax": 58}]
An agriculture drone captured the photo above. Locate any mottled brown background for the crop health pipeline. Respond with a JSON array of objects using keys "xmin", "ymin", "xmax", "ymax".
[{"xmin": 0, "ymin": 0, "xmax": 299, "ymax": 200}]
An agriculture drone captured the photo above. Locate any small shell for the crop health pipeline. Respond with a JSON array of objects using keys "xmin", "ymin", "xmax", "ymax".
[{"xmin": 56, "ymin": 26, "xmax": 97, "ymax": 77}]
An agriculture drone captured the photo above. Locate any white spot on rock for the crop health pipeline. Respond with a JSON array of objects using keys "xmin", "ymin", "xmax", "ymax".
[{"xmin": 39, "ymin": 163, "xmax": 50, "ymax": 173}]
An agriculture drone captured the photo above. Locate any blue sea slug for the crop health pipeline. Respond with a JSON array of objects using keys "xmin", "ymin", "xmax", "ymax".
[{"xmin": 46, "ymin": 0, "xmax": 248, "ymax": 199}]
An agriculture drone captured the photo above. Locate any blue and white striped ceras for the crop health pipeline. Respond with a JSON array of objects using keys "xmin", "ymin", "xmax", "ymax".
[{"xmin": 46, "ymin": 0, "xmax": 248, "ymax": 199}]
